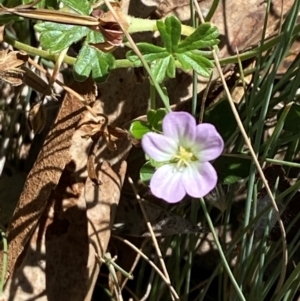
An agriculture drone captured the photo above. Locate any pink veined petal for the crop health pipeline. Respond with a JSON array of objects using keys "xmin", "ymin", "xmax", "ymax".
[
  {"xmin": 192, "ymin": 123, "xmax": 224, "ymax": 161},
  {"xmin": 182, "ymin": 162, "xmax": 218, "ymax": 198},
  {"xmin": 142, "ymin": 132, "xmax": 177, "ymax": 162},
  {"xmin": 150, "ymin": 164, "xmax": 186, "ymax": 203},
  {"xmin": 162, "ymin": 112, "xmax": 196, "ymax": 147}
]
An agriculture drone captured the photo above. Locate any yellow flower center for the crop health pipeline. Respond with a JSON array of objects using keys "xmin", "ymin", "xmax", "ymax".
[{"xmin": 173, "ymin": 146, "xmax": 197, "ymax": 170}]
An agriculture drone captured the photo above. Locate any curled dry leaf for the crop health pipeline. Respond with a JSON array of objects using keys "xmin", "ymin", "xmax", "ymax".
[
  {"xmin": 0, "ymin": 49, "xmax": 28, "ymax": 86},
  {"xmin": 21, "ymin": 66, "xmax": 53, "ymax": 96},
  {"xmin": 0, "ymin": 50, "xmax": 52, "ymax": 94},
  {"xmin": 80, "ymin": 109, "xmax": 128, "ymax": 151},
  {"xmin": 79, "ymin": 106, "xmax": 128, "ymax": 185},
  {"xmin": 90, "ymin": 2, "xmax": 129, "ymax": 51}
]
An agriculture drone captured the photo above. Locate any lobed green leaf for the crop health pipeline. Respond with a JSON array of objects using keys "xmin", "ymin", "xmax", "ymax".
[
  {"xmin": 35, "ymin": 22, "xmax": 89, "ymax": 53},
  {"xmin": 177, "ymin": 23, "xmax": 219, "ymax": 52},
  {"xmin": 136, "ymin": 43, "xmax": 166, "ymax": 53},
  {"xmin": 176, "ymin": 51, "xmax": 214, "ymax": 77},
  {"xmin": 151, "ymin": 55, "xmax": 175, "ymax": 83},
  {"xmin": 126, "ymin": 43, "xmax": 167, "ymax": 63},
  {"xmin": 156, "ymin": 16, "xmax": 181, "ymax": 53},
  {"xmin": 85, "ymin": 30, "xmax": 105, "ymax": 44},
  {"xmin": 73, "ymin": 45, "xmax": 115, "ymax": 83}
]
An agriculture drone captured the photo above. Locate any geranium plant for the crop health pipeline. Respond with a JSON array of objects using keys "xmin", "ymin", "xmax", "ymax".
[{"xmin": 141, "ymin": 111, "xmax": 224, "ymax": 203}]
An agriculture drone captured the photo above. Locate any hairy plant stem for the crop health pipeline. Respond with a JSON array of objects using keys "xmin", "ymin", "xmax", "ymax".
[{"xmin": 128, "ymin": 16, "xmax": 195, "ymax": 36}]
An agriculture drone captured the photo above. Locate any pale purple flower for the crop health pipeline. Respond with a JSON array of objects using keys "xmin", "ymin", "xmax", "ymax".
[{"xmin": 141, "ymin": 111, "xmax": 224, "ymax": 203}]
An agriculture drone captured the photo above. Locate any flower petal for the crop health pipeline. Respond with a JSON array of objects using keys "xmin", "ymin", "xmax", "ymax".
[
  {"xmin": 150, "ymin": 164, "xmax": 186, "ymax": 203},
  {"xmin": 193, "ymin": 123, "xmax": 224, "ymax": 161},
  {"xmin": 142, "ymin": 132, "xmax": 177, "ymax": 161},
  {"xmin": 162, "ymin": 112, "xmax": 196, "ymax": 147},
  {"xmin": 182, "ymin": 162, "xmax": 218, "ymax": 198}
]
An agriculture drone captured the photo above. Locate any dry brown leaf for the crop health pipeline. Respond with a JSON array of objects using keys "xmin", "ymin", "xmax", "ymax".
[
  {"xmin": 2, "ymin": 74, "xmax": 135, "ymax": 298},
  {"xmin": 85, "ymin": 161, "xmax": 127, "ymax": 301},
  {"xmin": 3, "ymin": 159, "xmax": 126, "ymax": 301},
  {"xmin": 209, "ymin": 0, "xmax": 294, "ymax": 58},
  {"xmin": 0, "ymin": 50, "xmax": 52, "ymax": 94},
  {"xmin": 1, "ymin": 58, "xmax": 153, "ymax": 300},
  {"xmin": 21, "ymin": 65, "xmax": 53, "ymax": 95},
  {"xmin": 0, "ymin": 49, "xmax": 28, "ymax": 86},
  {"xmin": 91, "ymin": 2, "xmax": 129, "ymax": 51},
  {"xmin": 277, "ymin": 39, "xmax": 300, "ymax": 75},
  {"xmin": 0, "ymin": 78, "xmax": 97, "ymax": 283}
]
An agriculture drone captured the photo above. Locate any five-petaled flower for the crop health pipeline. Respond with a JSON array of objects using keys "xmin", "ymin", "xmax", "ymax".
[{"xmin": 141, "ymin": 111, "xmax": 224, "ymax": 203}]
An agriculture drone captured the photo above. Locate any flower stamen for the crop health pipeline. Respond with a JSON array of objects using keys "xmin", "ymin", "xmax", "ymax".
[{"xmin": 173, "ymin": 146, "xmax": 197, "ymax": 170}]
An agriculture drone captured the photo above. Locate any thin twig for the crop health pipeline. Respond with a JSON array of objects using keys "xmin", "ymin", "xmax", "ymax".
[
  {"xmin": 120, "ymin": 239, "xmax": 147, "ymax": 290},
  {"xmin": 114, "ymin": 235, "xmax": 180, "ymax": 301},
  {"xmin": 27, "ymin": 57, "xmax": 99, "ymax": 117},
  {"xmin": 103, "ymin": 0, "xmax": 171, "ymax": 112},
  {"xmin": 127, "ymin": 177, "xmax": 178, "ymax": 301}
]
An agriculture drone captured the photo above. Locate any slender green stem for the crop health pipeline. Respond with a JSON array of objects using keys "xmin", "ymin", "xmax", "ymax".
[
  {"xmin": 262, "ymin": 103, "xmax": 293, "ymax": 160},
  {"xmin": 190, "ymin": 0, "xmax": 198, "ymax": 117},
  {"xmin": 199, "ymin": 198, "xmax": 246, "ymax": 301},
  {"xmin": 272, "ymin": 261, "xmax": 300, "ymax": 301},
  {"xmin": 223, "ymin": 153, "xmax": 300, "ymax": 168},
  {"xmin": 149, "ymin": 83, "xmax": 156, "ymax": 110},
  {"xmin": 128, "ymin": 16, "xmax": 195, "ymax": 36},
  {"xmin": 204, "ymin": 0, "xmax": 219, "ymax": 22}
]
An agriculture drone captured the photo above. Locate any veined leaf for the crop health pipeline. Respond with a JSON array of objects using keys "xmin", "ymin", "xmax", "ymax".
[
  {"xmin": 175, "ymin": 53, "xmax": 191, "ymax": 72},
  {"xmin": 151, "ymin": 55, "xmax": 175, "ymax": 83},
  {"xmin": 136, "ymin": 43, "xmax": 166, "ymax": 53},
  {"xmin": 124, "ymin": 16, "xmax": 218, "ymax": 83},
  {"xmin": 156, "ymin": 16, "xmax": 181, "ymax": 53},
  {"xmin": 127, "ymin": 51, "xmax": 169, "ymax": 63},
  {"xmin": 86, "ymin": 30, "xmax": 105, "ymax": 44},
  {"xmin": 73, "ymin": 45, "xmax": 115, "ymax": 83},
  {"xmin": 176, "ymin": 51, "xmax": 214, "ymax": 77},
  {"xmin": 177, "ymin": 23, "xmax": 219, "ymax": 52},
  {"xmin": 35, "ymin": 22, "xmax": 90, "ymax": 53}
]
